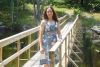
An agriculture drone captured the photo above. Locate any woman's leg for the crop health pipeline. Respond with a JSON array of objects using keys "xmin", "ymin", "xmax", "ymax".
[
  {"xmin": 43, "ymin": 42, "xmax": 56, "ymax": 67},
  {"xmin": 44, "ymin": 64, "xmax": 49, "ymax": 67}
]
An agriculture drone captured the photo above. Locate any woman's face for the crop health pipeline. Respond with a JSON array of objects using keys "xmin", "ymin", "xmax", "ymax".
[{"xmin": 46, "ymin": 7, "xmax": 53, "ymax": 19}]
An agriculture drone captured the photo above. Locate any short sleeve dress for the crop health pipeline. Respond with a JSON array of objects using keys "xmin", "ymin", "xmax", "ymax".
[{"xmin": 40, "ymin": 20, "xmax": 58, "ymax": 65}]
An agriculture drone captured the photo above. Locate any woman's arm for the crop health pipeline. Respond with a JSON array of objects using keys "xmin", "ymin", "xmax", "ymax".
[
  {"xmin": 39, "ymin": 20, "xmax": 45, "ymax": 47},
  {"xmin": 38, "ymin": 20, "xmax": 45, "ymax": 53},
  {"xmin": 56, "ymin": 22, "xmax": 62, "ymax": 39}
]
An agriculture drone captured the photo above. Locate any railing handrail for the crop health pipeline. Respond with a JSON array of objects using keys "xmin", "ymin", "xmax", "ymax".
[{"xmin": 0, "ymin": 26, "xmax": 39, "ymax": 48}]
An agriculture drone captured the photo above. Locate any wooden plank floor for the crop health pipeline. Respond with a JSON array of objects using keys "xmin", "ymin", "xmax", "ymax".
[
  {"xmin": 23, "ymin": 21, "xmax": 73, "ymax": 67},
  {"xmin": 22, "ymin": 52, "xmax": 44, "ymax": 67}
]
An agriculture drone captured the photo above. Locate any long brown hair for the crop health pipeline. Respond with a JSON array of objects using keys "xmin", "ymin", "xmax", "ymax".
[{"xmin": 43, "ymin": 6, "xmax": 58, "ymax": 22}]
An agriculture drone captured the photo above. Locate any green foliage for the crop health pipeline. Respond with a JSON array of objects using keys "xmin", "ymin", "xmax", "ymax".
[
  {"xmin": 82, "ymin": 27, "xmax": 93, "ymax": 67},
  {"xmin": 0, "ymin": 0, "xmax": 10, "ymax": 10},
  {"xmin": 88, "ymin": 2, "xmax": 100, "ymax": 12},
  {"xmin": 81, "ymin": 12, "xmax": 100, "ymax": 66},
  {"xmin": 74, "ymin": 8, "xmax": 82, "ymax": 15},
  {"xmin": 80, "ymin": 16, "xmax": 99, "ymax": 28},
  {"xmin": 0, "ymin": 11, "xmax": 12, "ymax": 28},
  {"xmin": 11, "ymin": 22, "xmax": 22, "ymax": 33},
  {"xmin": 53, "ymin": 6, "xmax": 67, "ymax": 17}
]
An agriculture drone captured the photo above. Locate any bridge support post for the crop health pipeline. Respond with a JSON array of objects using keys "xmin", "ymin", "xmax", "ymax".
[
  {"xmin": 65, "ymin": 37, "xmax": 67, "ymax": 67},
  {"xmin": 59, "ymin": 45, "xmax": 62, "ymax": 67},
  {"xmin": 0, "ymin": 48, "xmax": 2, "ymax": 62},
  {"xmin": 66, "ymin": 36, "xmax": 69, "ymax": 66},
  {"xmin": 16, "ymin": 40, "xmax": 21, "ymax": 67},
  {"xmin": 68, "ymin": 34, "xmax": 70, "ymax": 56},
  {"xmin": 28, "ymin": 35, "xmax": 32, "ymax": 59},
  {"xmin": 49, "ymin": 51, "xmax": 55, "ymax": 67}
]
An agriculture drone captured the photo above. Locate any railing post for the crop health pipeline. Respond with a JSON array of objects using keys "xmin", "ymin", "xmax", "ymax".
[
  {"xmin": 69, "ymin": 31, "xmax": 72, "ymax": 53},
  {"xmin": 68, "ymin": 34, "xmax": 70, "ymax": 55},
  {"xmin": 16, "ymin": 40, "xmax": 21, "ymax": 67},
  {"xmin": 59, "ymin": 45, "xmax": 62, "ymax": 67},
  {"xmin": 71, "ymin": 28, "xmax": 74, "ymax": 46},
  {"xmin": 28, "ymin": 35, "xmax": 31, "ymax": 59},
  {"xmin": 49, "ymin": 51, "xmax": 55, "ymax": 67},
  {"xmin": 74, "ymin": 21, "xmax": 77, "ymax": 38},
  {"xmin": 66, "ymin": 36, "xmax": 69, "ymax": 66},
  {"xmin": 65, "ymin": 37, "xmax": 67, "ymax": 67},
  {"xmin": 70, "ymin": 30, "xmax": 73, "ymax": 48},
  {"xmin": 0, "ymin": 48, "xmax": 2, "ymax": 62}
]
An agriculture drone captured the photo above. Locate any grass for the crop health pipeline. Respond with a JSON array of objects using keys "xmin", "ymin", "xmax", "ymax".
[
  {"xmin": 93, "ymin": 13, "xmax": 100, "ymax": 21},
  {"xmin": 54, "ymin": 0, "xmax": 64, "ymax": 3},
  {"xmin": 53, "ymin": 5, "xmax": 74, "ymax": 17},
  {"xmin": 91, "ymin": 43, "xmax": 100, "ymax": 67},
  {"xmin": 80, "ymin": 11, "xmax": 100, "ymax": 28},
  {"xmin": 3, "ymin": 45, "xmax": 18, "ymax": 67}
]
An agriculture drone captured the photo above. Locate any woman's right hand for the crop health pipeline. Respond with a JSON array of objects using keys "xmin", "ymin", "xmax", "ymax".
[{"xmin": 40, "ymin": 47, "xmax": 44, "ymax": 54}]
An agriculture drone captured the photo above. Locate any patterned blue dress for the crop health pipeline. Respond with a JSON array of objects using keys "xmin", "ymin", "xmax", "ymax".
[{"xmin": 40, "ymin": 20, "xmax": 58, "ymax": 65}]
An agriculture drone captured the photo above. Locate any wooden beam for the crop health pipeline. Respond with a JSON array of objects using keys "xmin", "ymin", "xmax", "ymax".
[
  {"xmin": 59, "ymin": 45, "xmax": 62, "ymax": 67},
  {"xmin": 28, "ymin": 35, "xmax": 32, "ymax": 59},
  {"xmin": 16, "ymin": 40, "xmax": 21, "ymax": 67},
  {"xmin": 49, "ymin": 51, "xmax": 55, "ymax": 67},
  {"xmin": 65, "ymin": 37, "xmax": 67, "ymax": 67},
  {"xmin": 0, "ymin": 48, "xmax": 2, "ymax": 62}
]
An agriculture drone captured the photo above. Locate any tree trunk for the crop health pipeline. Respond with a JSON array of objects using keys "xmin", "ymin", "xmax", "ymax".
[
  {"xmin": 81, "ymin": 0, "xmax": 84, "ymax": 6},
  {"xmin": 33, "ymin": 0, "xmax": 41, "ymax": 25},
  {"xmin": 23, "ymin": 0, "xmax": 25, "ymax": 10},
  {"xmin": 11, "ymin": 0, "xmax": 14, "ymax": 24},
  {"xmin": 33, "ymin": 0, "xmax": 37, "ymax": 26},
  {"xmin": 16, "ymin": 0, "xmax": 19, "ymax": 23}
]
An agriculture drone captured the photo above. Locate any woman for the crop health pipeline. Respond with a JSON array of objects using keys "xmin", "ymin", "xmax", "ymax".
[{"xmin": 39, "ymin": 5, "xmax": 62, "ymax": 67}]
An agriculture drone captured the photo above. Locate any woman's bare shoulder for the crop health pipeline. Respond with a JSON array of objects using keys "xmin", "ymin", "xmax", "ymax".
[{"xmin": 40, "ymin": 19, "xmax": 46, "ymax": 25}]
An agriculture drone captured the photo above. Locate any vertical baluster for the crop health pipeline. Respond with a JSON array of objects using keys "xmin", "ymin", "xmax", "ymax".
[
  {"xmin": 65, "ymin": 37, "xmax": 67, "ymax": 67},
  {"xmin": 0, "ymin": 48, "xmax": 2, "ymax": 62},
  {"xmin": 66, "ymin": 35, "xmax": 69, "ymax": 66},
  {"xmin": 71, "ymin": 30, "xmax": 73, "ymax": 47},
  {"xmin": 0, "ymin": 48, "xmax": 3, "ymax": 66},
  {"xmin": 73, "ymin": 24, "xmax": 76, "ymax": 42},
  {"xmin": 68, "ymin": 34, "xmax": 70, "ymax": 55},
  {"xmin": 28, "ymin": 35, "xmax": 31, "ymax": 59},
  {"xmin": 16, "ymin": 40, "xmax": 21, "ymax": 67},
  {"xmin": 74, "ymin": 24, "xmax": 76, "ymax": 37},
  {"xmin": 69, "ymin": 31, "xmax": 72, "ymax": 52},
  {"xmin": 72, "ymin": 28, "xmax": 74, "ymax": 46},
  {"xmin": 49, "ymin": 51, "xmax": 55, "ymax": 67},
  {"xmin": 59, "ymin": 45, "xmax": 62, "ymax": 67}
]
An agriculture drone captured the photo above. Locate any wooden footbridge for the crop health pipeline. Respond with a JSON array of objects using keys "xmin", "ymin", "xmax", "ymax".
[{"xmin": 0, "ymin": 15, "xmax": 83, "ymax": 67}]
